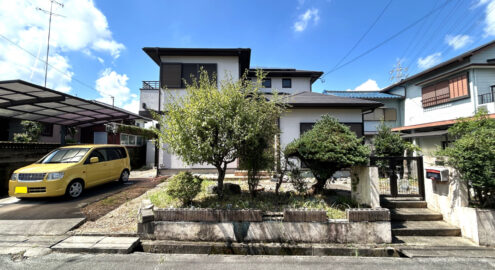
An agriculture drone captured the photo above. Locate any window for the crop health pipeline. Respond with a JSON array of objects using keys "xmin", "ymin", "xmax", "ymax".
[
  {"xmin": 422, "ymin": 73, "xmax": 469, "ymax": 108},
  {"xmin": 160, "ymin": 63, "xmax": 217, "ymax": 89},
  {"xmin": 262, "ymin": 78, "xmax": 271, "ymax": 88},
  {"xmin": 282, "ymin": 78, "xmax": 292, "ymax": 88},
  {"xmin": 41, "ymin": 123, "xmax": 53, "ymax": 137},
  {"xmin": 105, "ymin": 148, "xmax": 121, "ymax": 161},
  {"xmin": 300, "ymin": 123, "xmax": 314, "ymax": 135},
  {"xmin": 85, "ymin": 149, "xmax": 107, "ymax": 164},
  {"xmin": 363, "ymin": 108, "xmax": 397, "ymax": 121},
  {"xmin": 120, "ymin": 133, "xmax": 144, "ymax": 146}
]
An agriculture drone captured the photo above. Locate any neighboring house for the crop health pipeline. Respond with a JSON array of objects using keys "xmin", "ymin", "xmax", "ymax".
[
  {"xmin": 139, "ymin": 47, "xmax": 382, "ymax": 170},
  {"xmin": 323, "ymin": 90, "xmax": 404, "ymax": 143},
  {"xmin": 380, "ymin": 40, "xmax": 495, "ymax": 164}
]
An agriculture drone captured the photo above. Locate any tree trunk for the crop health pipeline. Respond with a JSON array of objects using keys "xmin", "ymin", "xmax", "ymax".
[
  {"xmin": 311, "ymin": 178, "xmax": 327, "ymax": 194},
  {"xmin": 216, "ymin": 164, "xmax": 226, "ymax": 198},
  {"xmin": 275, "ymin": 178, "xmax": 282, "ymax": 196}
]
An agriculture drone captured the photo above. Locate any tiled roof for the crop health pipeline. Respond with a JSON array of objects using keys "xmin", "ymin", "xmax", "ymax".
[{"xmin": 323, "ymin": 90, "xmax": 403, "ymax": 99}]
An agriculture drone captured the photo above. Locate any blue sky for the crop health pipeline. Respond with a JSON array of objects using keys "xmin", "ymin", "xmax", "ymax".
[{"xmin": 1, "ymin": 0, "xmax": 494, "ymax": 113}]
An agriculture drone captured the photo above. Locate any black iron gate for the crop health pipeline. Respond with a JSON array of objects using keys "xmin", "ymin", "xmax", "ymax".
[{"xmin": 370, "ymin": 156, "xmax": 425, "ymax": 198}]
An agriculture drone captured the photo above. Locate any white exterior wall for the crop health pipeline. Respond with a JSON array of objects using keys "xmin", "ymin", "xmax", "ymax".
[
  {"xmin": 159, "ymin": 55, "xmax": 240, "ymax": 110},
  {"xmin": 253, "ymin": 77, "xmax": 311, "ymax": 94},
  {"xmin": 279, "ymin": 108, "xmax": 362, "ymax": 148},
  {"xmin": 402, "ymin": 82, "xmax": 476, "ymax": 127}
]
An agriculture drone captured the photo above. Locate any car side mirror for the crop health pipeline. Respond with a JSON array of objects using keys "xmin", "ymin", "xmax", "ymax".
[{"xmin": 90, "ymin": 157, "xmax": 99, "ymax": 163}]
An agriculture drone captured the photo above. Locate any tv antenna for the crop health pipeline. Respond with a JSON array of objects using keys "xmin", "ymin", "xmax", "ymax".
[
  {"xmin": 36, "ymin": 0, "xmax": 65, "ymax": 87},
  {"xmin": 389, "ymin": 59, "xmax": 408, "ymax": 83}
]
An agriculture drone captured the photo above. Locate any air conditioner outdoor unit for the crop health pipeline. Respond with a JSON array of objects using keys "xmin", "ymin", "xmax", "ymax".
[{"xmin": 105, "ymin": 123, "xmax": 118, "ymax": 133}]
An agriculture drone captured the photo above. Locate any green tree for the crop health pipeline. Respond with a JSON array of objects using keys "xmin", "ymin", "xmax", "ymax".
[
  {"xmin": 154, "ymin": 69, "xmax": 284, "ymax": 197},
  {"xmin": 439, "ymin": 109, "xmax": 495, "ymax": 208},
  {"xmin": 13, "ymin": 121, "xmax": 43, "ymax": 142},
  {"xmin": 374, "ymin": 121, "xmax": 406, "ymax": 157},
  {"xmin": 285, "ymin": 115, "xmax": 370, "ymax": 194}
]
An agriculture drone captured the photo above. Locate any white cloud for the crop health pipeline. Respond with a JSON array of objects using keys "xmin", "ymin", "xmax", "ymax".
[
  {"xmin": 417, "ymin": 52, "xmax": 442, "ymax": 70},
  {"xmin": 473, "ymin": 0, "xmax": 490, "ymax": 9},
  {"xmin": 445, "ymin": 34, "xmax": 473, "ymax": 50},
  {"xmin": 293, "ymin": 8, "xmax": 319, "ymax": 32},
  {"xmin": 346, "ymin": 79, "xmax": 381, "ymax": 91},
  {"xmin": 0, "ymin": 0, "xmax": 124, "ymax": 92},
  {"xmin": 484, "ymin": 0, "xmax": 495, "ymax": 37},
  {"xmin": 95, "ymin": 68, "xmax": 139, "ymax": 113}
]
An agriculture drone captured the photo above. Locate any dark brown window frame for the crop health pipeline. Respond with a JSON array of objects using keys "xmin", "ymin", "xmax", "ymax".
[
  {"xmin": 282, "ymin": 78, "xmax": 292, "ymax": 88},
  {"xmin": 421, "ymin": 72, "xmax": 470, "ymax": 108},
  {"xmin": 160, "ymin": 62, "xmax": 217, "ymax": 89},
  {"xmin": 299, "ymin": 122, "xmax": 364, "ymax": 138}
]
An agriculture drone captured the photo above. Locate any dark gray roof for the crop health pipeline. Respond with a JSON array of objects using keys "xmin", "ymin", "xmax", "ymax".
[
  {"xmin": 143, "ymin": 47, "xmax": 251, "ymax": 75},
  {"xmin": 279, "ymin": 91, "xmax": 382, "ymax": 108},
  {"xmin": 323, "ymin": 90, "xmax": 404, "ymax": 99},
  {"xmin": 247, "ymin": 68, "xmax": 323, "ymax": 83}
]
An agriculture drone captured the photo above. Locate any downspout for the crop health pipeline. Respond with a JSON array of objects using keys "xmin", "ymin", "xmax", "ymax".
[{"xmin": 155, "ymin": 48, "xmax": 161, "ymax": 177}]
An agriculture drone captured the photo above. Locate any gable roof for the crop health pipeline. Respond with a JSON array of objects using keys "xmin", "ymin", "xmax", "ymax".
[
  {"xmin": 142, "ymin": 47, "xmax": 251, "ymax": 74},
  {"xmin": 381, "ymin": 39, "xmax": 495, "ymax": 93},
  {"xmin": 323, "ymin": 90, "xmax": 404, "ymax": 99},
  {"xmin": 279, "ymin": 91, "xmax": 382, "ymax": 109}
]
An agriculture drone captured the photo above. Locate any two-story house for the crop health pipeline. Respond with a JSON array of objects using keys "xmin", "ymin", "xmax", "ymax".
[
  {"xmin": 380, "ymin": 40, "xmax": 495, "ymax": 164},
  {"xmin": 139, "ymin": 47, "xmax": 381, "ymax": 170}
]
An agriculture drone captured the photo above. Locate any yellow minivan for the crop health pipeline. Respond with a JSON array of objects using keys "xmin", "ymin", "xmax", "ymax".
[{"xmin": 9, "ymin": 144, "xmax": 131, "ymax": 199}]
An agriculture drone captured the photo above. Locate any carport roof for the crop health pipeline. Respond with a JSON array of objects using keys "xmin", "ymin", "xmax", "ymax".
[{"xmin": 0, "ymin": 80, "xmax": 152, "ymax": 128}]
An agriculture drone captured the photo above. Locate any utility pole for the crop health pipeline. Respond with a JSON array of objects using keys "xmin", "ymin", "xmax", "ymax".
[
  {"xmin": 37, "ymin": 0, "xmax": 64, "ymax": 88},
  {"xmin": 389, "ymin": 59, "xmax": 408, "ymax": 83}
]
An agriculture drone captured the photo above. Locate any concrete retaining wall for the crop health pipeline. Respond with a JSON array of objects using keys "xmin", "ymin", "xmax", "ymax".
[
  {"xmin": 137, "ymin": 201, "xmax": 391, "ymax": 244},
  {"xmin": 455, "ymin": 207, "xmax": 495, "ymax": 246}
]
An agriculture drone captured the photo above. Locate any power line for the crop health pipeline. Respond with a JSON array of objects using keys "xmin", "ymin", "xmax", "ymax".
[
  {"xmin": 321, "ymin": 0, "xmax": 451, "ymax": 78},
  {"xmin": 0, "ymin": 32, "xmax": 104, "ymax": 97},
  {"xmin": 328, "ymin": 0, "xmax": 393, "ymax": 76}
]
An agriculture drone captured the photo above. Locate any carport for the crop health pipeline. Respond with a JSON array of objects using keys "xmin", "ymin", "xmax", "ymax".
[{"xmin": 0, "ymin": 80, "xmax": 152, "ymax": 144}]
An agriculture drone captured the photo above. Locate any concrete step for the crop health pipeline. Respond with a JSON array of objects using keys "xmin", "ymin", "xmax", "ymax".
[
  {"xmin": 390, "ymin": 208, "xmax": 443, "ymax": 221},
  {"xmin": 393, "ymin": 236, "xmax": 477, "ymax": 247},
  {"xmin": 51, "ymin": 236, "xmax": 140, "ymax": 254},
  {"xmin": 392, "ymin": 221, "xmax": 461, "ymax": 236},
  {"xmin": 381, "ymin": 200, "xmax": 427, "ymax": 209}
]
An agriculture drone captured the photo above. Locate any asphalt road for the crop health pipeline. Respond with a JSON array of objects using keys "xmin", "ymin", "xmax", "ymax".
[
  {"xmin": 0, "ymin": 180, "xmax": 141, "ymax": 220},
  {"xmin": 1, "ymin": 253, "xmax": 495, "ymax": 270}
]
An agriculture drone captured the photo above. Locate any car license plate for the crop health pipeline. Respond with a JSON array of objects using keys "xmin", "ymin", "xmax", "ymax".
[{"xmin": 15, "ymin": 187, "xmax": 27, "ymax": 194}]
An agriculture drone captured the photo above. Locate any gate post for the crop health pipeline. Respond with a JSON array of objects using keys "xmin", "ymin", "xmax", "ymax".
[
  {"xmin": 417, "ymin": 156, "xmax": 425, "ymax": 199},
  {"xmin": 389, "ymin": 158, "xmax": 398, "ymax": 197}
]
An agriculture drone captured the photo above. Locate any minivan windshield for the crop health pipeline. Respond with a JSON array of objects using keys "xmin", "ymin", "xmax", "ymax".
[{"xmin": 39, "ymin": 148, "xmax": 90, "ymax": 164}]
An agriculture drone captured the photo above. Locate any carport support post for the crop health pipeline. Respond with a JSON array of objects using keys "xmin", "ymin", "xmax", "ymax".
[{"xmin": 60, "ymin": 125, "xmax": 67, "ymax": 146}]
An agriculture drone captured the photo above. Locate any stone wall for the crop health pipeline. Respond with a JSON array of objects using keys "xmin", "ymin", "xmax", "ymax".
[
  {"xmin": 0, "ymin": 142, "xmax": 59, "ymax": 195},
  {"xmin": 137, "ymin": 201, "xmax": 392, "ymax": 244}
]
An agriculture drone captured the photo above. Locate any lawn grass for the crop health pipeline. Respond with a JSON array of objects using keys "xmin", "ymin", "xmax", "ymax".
[{"xmin": 149, "ymin": 180, "xmax": 355, "ymax": 219}]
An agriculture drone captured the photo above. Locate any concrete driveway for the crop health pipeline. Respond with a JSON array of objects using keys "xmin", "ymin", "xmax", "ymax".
[{"xmin": 0, "ymin": 179, "xmax": 142, "ymax": 235}]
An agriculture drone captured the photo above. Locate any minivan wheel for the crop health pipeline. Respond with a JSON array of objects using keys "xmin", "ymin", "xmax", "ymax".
[
  {"xmin": 66, "ymin": 180, "xmax": 83, "ymax": 199},
  {"xmin": 119, "ymin": 170, "xmax": 129, "ymax": 183}
]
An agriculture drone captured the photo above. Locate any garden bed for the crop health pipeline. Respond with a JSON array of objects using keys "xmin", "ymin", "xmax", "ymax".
[{"xmin": 148, "ymin": 179, "xmax": 354, "ymax": 219}]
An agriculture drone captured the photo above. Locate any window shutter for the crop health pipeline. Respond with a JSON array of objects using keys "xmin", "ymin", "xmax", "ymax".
[
  {"xmin": 422, "ymin": 85, "xmax": 437, "ymax": 107},
  {"xmin": 434, "ymin": 80, "xmax": 450, "ymax": 105},
  {"xmin": 449, "ymin": 73, "xmax": 468, "ymax": 98},
  {"xmin": 160, "ymin": 63, "xmax": 182, "ymax": 88},
  {"xmin": 384, "ymin": 108, "xmax": 397, "ymax": 121}
]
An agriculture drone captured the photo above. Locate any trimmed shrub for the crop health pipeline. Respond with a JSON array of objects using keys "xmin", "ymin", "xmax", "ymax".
[{"xmin": 166, "ymin": 172, "xmax": 203, "ymax": 204}]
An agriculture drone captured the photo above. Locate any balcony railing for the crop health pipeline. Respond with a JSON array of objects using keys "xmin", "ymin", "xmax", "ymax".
[
  {"xmin": 141, "ymin": 81, "xmax": 159, "ymax": 90},
  {"xmin": 478, "ymin": 91, "xmax": 494, "ymax": 105}
]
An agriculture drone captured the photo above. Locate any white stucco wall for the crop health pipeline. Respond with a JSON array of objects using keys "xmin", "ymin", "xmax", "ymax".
[
  {"xmin": 251, "ymin": 77, "xmax": 311, "ymax": 94},
  {"xmin": 279, "ymin": 108, "xmax": 363, "ymax": 148}
]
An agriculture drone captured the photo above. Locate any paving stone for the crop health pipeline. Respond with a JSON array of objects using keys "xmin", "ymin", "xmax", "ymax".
[{"xmin": 51, "ymin": 236, "xmax": 139, "ymax": 254}]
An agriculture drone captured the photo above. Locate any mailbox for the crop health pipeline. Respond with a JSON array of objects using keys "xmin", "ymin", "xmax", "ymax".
[{"xmin": 426, "ymin": 167, "xmax": 449, "ymax": 182}]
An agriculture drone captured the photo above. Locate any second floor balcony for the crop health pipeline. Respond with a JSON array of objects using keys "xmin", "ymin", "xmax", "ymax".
[
  {"xmin": 479, "ymin": 85, "xmax": 495, "ymax": 105},
  {"xmin": 141, "ymin": 81, "xmax": 159, "ymax": 90}
]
